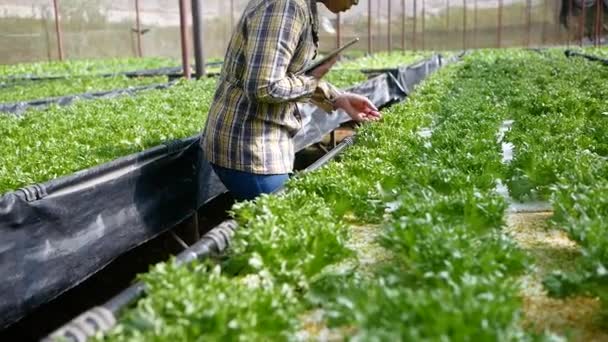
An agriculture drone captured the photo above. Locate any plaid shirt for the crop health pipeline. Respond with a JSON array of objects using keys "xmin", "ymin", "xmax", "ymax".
[{"xmin": 202, "ymin": 0, "xmax": 341, "ymax": 174}]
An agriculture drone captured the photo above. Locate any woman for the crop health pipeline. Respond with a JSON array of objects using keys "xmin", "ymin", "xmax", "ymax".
[{"xmin": 202, "ymin": 0, "xmax": 380, "ymax": 200}]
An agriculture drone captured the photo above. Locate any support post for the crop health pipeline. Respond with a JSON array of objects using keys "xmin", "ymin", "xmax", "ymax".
[
  {"xmin": 474, "ymin": 0, "xmax": 478, "ymax": 47},
  {"xmin": 463, "ymin": 0, "xmax": 467, "ymax": 49},
  {"xmin": 376, "ymin": 0, "xmax": 381, "ymax": 48},
  {"xmin": 337, "ymin": 13, "xmax": 342, "ymax": 48},
  {"xmin": 446, "ymin": 0, "xmax": 450, "ymax": 37},
  {"xmin": 413, "ymin": 0, "xmax": 417, "ymax": 50},
  {"xmin": 541, "ymin": 0, "xmax": 549, "ymax": 44},
  {"xmin": 596, "ymin": 0, "xmax": 603, "ymax": 46},
  {"xmin": 388, "ymin": 0, "xmax": 392, "ymax": 52},
  {"xmin": 568, "ymin": 0, "xmax": 573, "ymax": 46},
  {"xmin": 497, "ymin": 0, "xmax": 503, "ymax": 47},
  {"xmin": 135, "ymin": 0, "xmax": 143, "ymax": 57},
  {"xmin": 402, "ymin": 0, "xmax": 406, "ymax": 51},
  {"xmin": 421, "ymin": 0, "xmax": 426, "ymax": 49},
  {"xmin": 52, "ymin": 0, "xmax": 64, "ymax": 61},
  {"xmin": 230, "ymin": 0, "xmax": 235, "ymax": 29},
  {"xmin": 580, "ymin": 0, "xmax": 586, "ymax": 46},
  {"xmin": 179, "ymin": 0, "xmax": 191, "ymax": 79},
  {"xmin": 191, "ymin": 0, "xmax": 205, "ymax": 79},
  {"xmin": 525, "ymin": 0, "xmax": 532, "ymax": 46},
  {"xmin": 368, "ymin": 0, "xmax": 373, "ymax": 54}
]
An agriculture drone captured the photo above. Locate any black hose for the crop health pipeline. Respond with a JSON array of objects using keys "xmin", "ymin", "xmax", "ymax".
[
  {"xmin": 303, "ymin": 136, "xmax": 355, "ymax": 173},
  {"xmin": 564, "ymin": 50, "xmax": 608, "ymax": 66}
]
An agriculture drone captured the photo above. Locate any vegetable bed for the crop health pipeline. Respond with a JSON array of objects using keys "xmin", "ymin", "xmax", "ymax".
[
  {"xmin": 0, "ymin": 76, "xmax": 167, "ymax": 104},
  {"xmin": 0, "ymin": 79, "xmax": 216, "ymax": 194},
  {"xmin": 325, "ymin": 51, "xmax": 433, "ymax": 88},
  {"xmin": 0, "ymin": 57, "xmax": 179, "ymax": 79},
  {"xmin": 0, "ymin": 52, "xmax": 432, "ymax": 195},
  {"xmin": 100, "ymin": 49, "xmax": 608, "ymax": 340},
  {"xmin": 580, "ymin": 46, "xmax": 608, "ymax": 58}
]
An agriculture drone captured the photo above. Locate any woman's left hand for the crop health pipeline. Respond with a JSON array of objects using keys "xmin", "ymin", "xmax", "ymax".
[{"xmin": 333, "ymin": 93, "xmax": 382, "ymax": 122}]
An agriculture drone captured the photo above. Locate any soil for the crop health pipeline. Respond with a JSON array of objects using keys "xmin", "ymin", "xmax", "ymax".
[{"xmin": 507, "ymin": 211, "xmax": 608, "ymax": 341}]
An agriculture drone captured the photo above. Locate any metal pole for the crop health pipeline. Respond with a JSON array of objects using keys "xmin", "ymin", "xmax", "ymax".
[
  {"xmin": 230, "ymin": 0, "xmax": 235, "ymax": 29},
  {"xmin": 191, "ymin": 0, "xmax": 205, "ymax": 79},
  {"xmin": 179, "ymin": 0, "xmax": 191, "ymax": 79},
  {"xmin": 525, "ymin": 0, "xmax": 532, "ymax": 46},
  {"xmin": 567, "ymin": 0, "xmax": 573, "ymax": 46},
  {"xmin": 388, "ymin": 0, "xmax": 392, "ymax": 52},
  {"xmin": 421, "ymin": 0, "xmax": 426, "ymax": 49},
  {"xmin": 377, "ymin": 0, "xmax": 381, "ymax": 49},
  {"xmin": 497, "ymin": 0, "xmax": 503, "ymax": 47},
  {"xmin": 580, "ymin": 0, "xmax": 585, "ymax": 46},
  {"xmin": 601, "ymin": 0, "xmax": 605, "ymax": 45},
  {"xmin": 474, "ymin": 0, "xmax": 478, "ymax": 47},
  {"xmin": 368, "ymin": 0, "xmax": 373, "ymax": 54},
  {"xmin": 541, "ymin": 0, "xmax": 549, "ymax": 44},
  {"xmin": 52, "ymin": 0, "xmax": 64, "ymax": 61},
  {"xmin": 596, "ymin": 0, "xmax": 602, "ymax": 46},
  {"xmin": 413, "ymin": 0, "xmax": 417, "ymax": 50},
  {"xmin": 446, "ymin": 0, "xmax": 450, "ymax": 33},
  {"xmin": 337, "ymin": 13, "xmax": 342, "ymax": 48},
  {"xmin": 446, "ymin": 0, "xmax": 451, "ymax": 49},
  {"xmin": 402, "ymin": 0, "xmax": 406, "ymax": 51},
  {"xmin": 135, "ymin": 0, "xmax": 143, "ymax": 57},
  {"xmin": 463, "ymin": 0, "xmax": 467, "ymax": 49}
]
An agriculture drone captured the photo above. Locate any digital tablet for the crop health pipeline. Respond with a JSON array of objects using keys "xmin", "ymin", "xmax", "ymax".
[{"xmin": 300, "ymin": 37, "xmax": 360, "ymax": 75}]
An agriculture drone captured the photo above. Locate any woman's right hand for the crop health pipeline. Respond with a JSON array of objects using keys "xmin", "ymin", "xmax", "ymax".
[{"xmin": 309, "ymin": 56, "xmax": 339, "ymax": 80}]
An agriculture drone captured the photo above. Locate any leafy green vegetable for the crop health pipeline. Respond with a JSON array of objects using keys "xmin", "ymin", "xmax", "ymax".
[
  {"xmin": 0, "ymin": 76, "xmax": 167, "ymax": 104},
  {"xmin": 0, "ymin": 79, "xmax": 216, "ymax": 194},
  {"xmin": 325, "ymin": 51, "xmax": 432, "ymax": 89},
  {"xmin": 0, "ymin": 57, "xmax": 180, "ymax": 79},
  {"xmin": 489, "ymin": 49, "xmax": 608, "ymax": 313},
  {"xmin": 105, "ymin": 50, "xmax": 545, "ymax": 340},
  {"xmin": 335, "ymin": 51, "xmax": 432, "ymax": 70},
  {"xmin": 106, "ymin": 262, "xmax": 301, "ymax": 341}
]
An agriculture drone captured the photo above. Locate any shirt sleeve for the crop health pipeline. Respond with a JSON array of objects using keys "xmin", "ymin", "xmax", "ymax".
[
  {"xmin": 310, "ymin": 80, "xmax": 343, "ymax": 113},
  {"xmin": 242, "ymin": 0, "xmax": 318, "ymax": 103}
]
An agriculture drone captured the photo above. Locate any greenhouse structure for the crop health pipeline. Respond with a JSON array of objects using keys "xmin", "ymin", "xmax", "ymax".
[{"xmin": 0, "ymin": 0, "xmax": 607, "ymax": 341}]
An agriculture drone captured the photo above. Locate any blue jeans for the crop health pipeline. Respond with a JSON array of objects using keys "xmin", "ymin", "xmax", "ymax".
[{"xmin": 211, "ymin": 164, "xmax": 289, "ymax": 201}]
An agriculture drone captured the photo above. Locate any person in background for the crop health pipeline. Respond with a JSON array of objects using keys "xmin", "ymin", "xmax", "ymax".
[{"xmin": 202, "ymin": 0, "xmax": 380, "ymax": 201}]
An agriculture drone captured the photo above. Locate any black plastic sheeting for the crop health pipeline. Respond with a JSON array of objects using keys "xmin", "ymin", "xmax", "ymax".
[
  {"xmin": 0, "ymin": 54, "xmax": 449, "ymax": 329},
  {"xmin": 295, "ymin": 54, "xmax": 451, "ymax": 150},
  {"xmin": 0, "ymin": 82, "xmax": 176, "ymax": 116},
  {"xmin": 565, "ymin": 49, "xmax": 608, "ymax": 66}
]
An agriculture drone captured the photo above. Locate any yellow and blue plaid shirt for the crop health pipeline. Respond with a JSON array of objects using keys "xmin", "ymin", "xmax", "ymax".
[{"xmin": 202, "ymin": 0, "xmax": 341, "ymax": 174}]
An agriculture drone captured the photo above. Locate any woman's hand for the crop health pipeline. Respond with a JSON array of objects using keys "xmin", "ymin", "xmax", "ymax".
[
  {"xmin": 309, "ymin": 56, "xmax": 339, "ymax": 80},
  {"xmin": 333, "ymin": 93, "xmax": 382, "ymax": 122}
]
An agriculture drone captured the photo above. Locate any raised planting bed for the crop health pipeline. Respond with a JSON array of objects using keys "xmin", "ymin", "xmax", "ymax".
[
  {"xmin": 1, "ymin": 54, "xmax": 444, "ymax": 331},
  {"xmin": 324, "ymin": 51, "xmax": 434, "ymax": 88},
  {"xmin": 499, "ymin": 49, "xmax": 608, "ymax": 327},
  {"xmin": 0, "ymin": 79, "xmax": 216, "ymax": 194},
  {"xmin": 92, "ymin": 49, "xmax": 607, "ymax": 341},
  {"xmin": 0, "ymin": 76, "xmax": 168, "ymax": 105},
  {"xmin": 0, "ymin": 57, "xmax": 180, "ymax": 80}
]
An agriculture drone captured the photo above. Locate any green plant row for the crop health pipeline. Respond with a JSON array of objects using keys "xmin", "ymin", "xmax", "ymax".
[
  {"xmin": 103, "ymin": 50, "xmax": 543, "ymax": 341},
  {"xmin": 324, "ymin": 51, "xmax": 436, "ymax": 92},
  {"xmin": 0, "ymin": 57, "xmax": 181, "ymax": 79},
  {"xmin": 0, "ymin": 53, "xmax": 431, "ymax": 195},
  {"xmin": 336, "ymin": 51, "xmax": 433, "ymax": 70},
  {"xmin": 0, "ymin": 76, "xmax": 167, "ymax": 104},
  {"xmin": 0, "ymin": 79, "xmax": 216, "ymax": 194},
  {"xmin": 500, "ymin": 51, "xmax": 608, "ymax": 315},
  {"xmin": 580, "ymin": 46, "xmax": 608, "ymax": 58}
]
